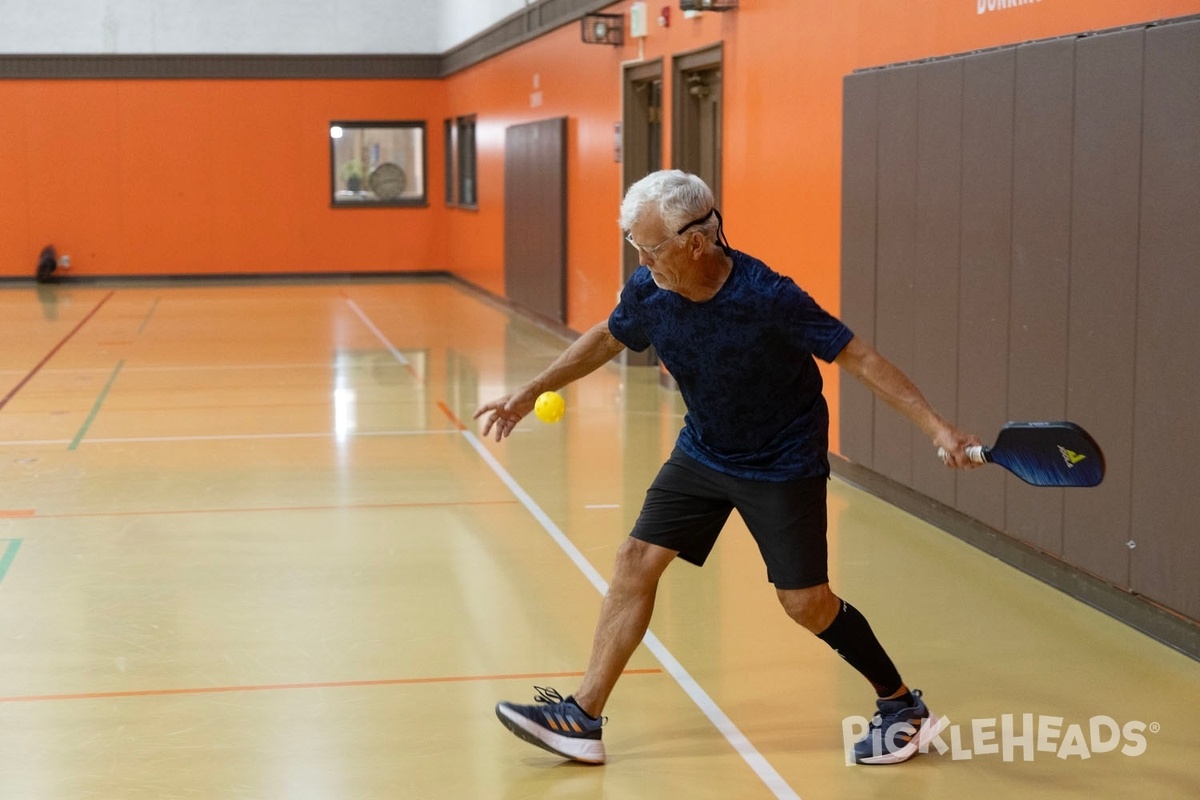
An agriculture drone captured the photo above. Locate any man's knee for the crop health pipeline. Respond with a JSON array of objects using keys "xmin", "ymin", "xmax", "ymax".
[
  {"xmin": 777, "ymin": 583, "xmax": 840, "ymax": 632},
  {"xmin": 612, "ymin": 537, "xmax": 676, "ymax": 586}
]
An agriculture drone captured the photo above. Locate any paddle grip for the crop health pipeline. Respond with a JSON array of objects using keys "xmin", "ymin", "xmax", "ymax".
[{"xmin": 937, "ymin": 445, "xmax": 988, "ymax": 465}]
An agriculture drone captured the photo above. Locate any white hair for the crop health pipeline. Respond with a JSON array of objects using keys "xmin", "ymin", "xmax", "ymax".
[{"xmin": 619, "ymin": 170, "xmax": 718, "ymax": 238}]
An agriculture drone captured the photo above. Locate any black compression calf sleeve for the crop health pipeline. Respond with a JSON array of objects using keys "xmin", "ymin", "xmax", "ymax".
[{"xmin": 816, "ymin": 599, "xmax": 904, "ymax": 698}]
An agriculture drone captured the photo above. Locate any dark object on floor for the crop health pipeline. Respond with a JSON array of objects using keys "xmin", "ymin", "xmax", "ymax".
[{"xmin": 36, "ymin": 245, "xmax": 58, "ymax": 283}]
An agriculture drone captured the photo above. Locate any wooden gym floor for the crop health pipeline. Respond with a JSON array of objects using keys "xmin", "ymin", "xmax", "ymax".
[{"xmin": 0, "ymin": 278, "xmax": 1197, "ymax": 799}]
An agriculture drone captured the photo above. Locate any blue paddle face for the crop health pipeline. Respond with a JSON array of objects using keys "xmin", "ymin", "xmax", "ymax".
[{"xmin": 988, "ymin": 422, "xmax": 1105, "ymax": 487}]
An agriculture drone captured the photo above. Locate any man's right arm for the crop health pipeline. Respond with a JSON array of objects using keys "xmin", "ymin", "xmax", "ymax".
[
  {"xmin": 474, "ymin": 320, "xmax": 626, "ymax": 441},
  {"xmin": 834, "ymin": 334, "xmax": 979, "ymax": 467}
]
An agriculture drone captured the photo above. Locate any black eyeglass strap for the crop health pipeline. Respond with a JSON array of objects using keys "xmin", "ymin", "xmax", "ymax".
[{"xmin": 676, "ymin": 208, "xmax": 733, "ymax": 257}]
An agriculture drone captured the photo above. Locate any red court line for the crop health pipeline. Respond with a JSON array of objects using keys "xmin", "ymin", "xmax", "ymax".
[
  {"xmin": 437, "ymin": 401, "xmax": 467, "ymax": 431},
  {"xmin": 0, "ymin": 291, "xmax": 115, "ymax": 412},
  {"xmin": 0, "ymin": 510, "xmax": 36, "ymax": 518},
  {"xmin": 0, "ymin": 668, "xmax": 662, "ymax": 704},
  {"xmin": 20, "ymin": 498, "xmax": 519, "ymax": 521}
]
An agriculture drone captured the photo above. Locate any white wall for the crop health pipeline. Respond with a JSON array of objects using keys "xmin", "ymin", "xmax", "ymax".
[
  {"xmin": 436, "ymin": 0, "xmax": 528, "ymax": 52},
  {"xmin": 0, "ymin": 0, "xmax": 531, "ymax": 55}
]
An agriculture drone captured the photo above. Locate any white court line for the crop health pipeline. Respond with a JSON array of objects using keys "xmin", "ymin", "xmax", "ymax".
[
  {"xmin": 462, "ymin": 432, "xmax": 801, "ymax": 800},
  {"xmin": 344, "ymin": 299, "xmax": 410, "ymax": 365},
  {"xmin": 121, "ymin": 363, "xmax": 340, "ymax": 372},
  {"xmin": 0, "ymin": 430, "xmax": 456, "ymax": 447},
  {"xmin": 350, "ymin": 296, "xmax": 800, "ymax": 799}
]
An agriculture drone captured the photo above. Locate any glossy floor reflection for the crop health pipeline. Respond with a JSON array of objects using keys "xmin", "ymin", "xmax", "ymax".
[{"xmin": 0, "ymin": 279, "xmax": 1197, "ymax": 799}]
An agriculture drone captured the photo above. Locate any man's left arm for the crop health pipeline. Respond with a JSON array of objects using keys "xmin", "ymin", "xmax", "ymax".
[{"xmin": 833, "ymin": 335, "xmax": 980, "ymax": 468}]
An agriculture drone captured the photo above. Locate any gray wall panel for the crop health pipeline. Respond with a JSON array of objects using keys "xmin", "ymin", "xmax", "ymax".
[
  {"xmin": 956, "ymin": 50, "xmax": 1014, "ymax": 531},
  {"xmin": 841, "ymin": 16, "xmax": 1200, "ymax": 628},
  {"xmin": 1064, "ymin": 30, "xmax": 1143, "ymax": 588},
  {"xmin": 910, "ymin": 59, "xmax": 963, "ymax": 507},
  {"xmin": 1005, "ymin": 38, "xmax": 1074, "ymax": 554},
  {"xmin": 839, "ymin": 73, "xmax": 879, "ymax": 469},
  {"xmin": 872, "ymin": 66, "xmax": 921, "ymax": 486},
  {"xmin": 1132, "ymin": 20, "xmax": 1200, "ymax": 620}
]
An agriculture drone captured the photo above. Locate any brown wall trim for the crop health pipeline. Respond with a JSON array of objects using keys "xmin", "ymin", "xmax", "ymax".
[
  {"xmin": 0, "ymin": 54, "xmax": 442, "ymax": 80},
  {"xmin": 448, "ymin": 273, "xmax": 581, "ymax": 344},
  {"xmin": 830, "ymin": 454, "xmax": 1200, "ymax": 662}
]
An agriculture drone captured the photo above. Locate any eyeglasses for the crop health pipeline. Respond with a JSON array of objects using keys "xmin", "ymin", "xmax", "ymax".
[
  {"xmin": 624, "ymin": 208, "xmax": 724, "ymax": 257},
  {"xmin": 625, "ymin": 231, "xmax": 680, "ymax": 257}
]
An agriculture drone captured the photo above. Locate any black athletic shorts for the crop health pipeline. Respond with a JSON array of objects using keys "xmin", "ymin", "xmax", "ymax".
[{"xmin": 630, "ymin": 447, "xmax": 829, "ymax": 590}]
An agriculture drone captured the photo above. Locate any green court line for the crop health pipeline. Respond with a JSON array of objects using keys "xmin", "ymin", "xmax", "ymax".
[
  {"xmin": 0, "ymin": 539, "xmax": 21, "ymax": 583},
  {"xmin": 69, "ymin": 359, "xmax": 125, "ymax": 451},
  {"xmin": 136, "ymin": 298, "xmax": 160, "ymax": 334}
]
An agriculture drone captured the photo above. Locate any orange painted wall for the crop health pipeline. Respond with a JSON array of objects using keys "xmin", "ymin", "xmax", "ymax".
[
  {"xmin": 442, "ymin": 11, "xmax": 738, "ymax": 325},
  {"xmin": 442, "ymin": 35, "xmax": 629, "ymax": 323},
  {"xmin": 0, "ymin": 79, "xmax": 446, "ymax": 278},
  {"xmin": 440, "ymin": 0, "xmax": 1199, "ymax": 451}
]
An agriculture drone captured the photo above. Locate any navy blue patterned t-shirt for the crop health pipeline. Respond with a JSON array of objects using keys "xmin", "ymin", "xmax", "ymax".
[{"xmin": 608, "ymin": 251, "xmax": 854, "ymax": 480}]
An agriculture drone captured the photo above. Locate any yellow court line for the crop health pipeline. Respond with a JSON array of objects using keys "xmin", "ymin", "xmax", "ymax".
[{"xmin": 0, "ymin": 669, "xmax": 663, "ymax": 705}]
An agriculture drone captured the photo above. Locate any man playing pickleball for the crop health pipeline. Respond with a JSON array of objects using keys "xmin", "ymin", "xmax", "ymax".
[{"xmin": 474, "ymin": 169, "xmax": 980, "ymax": 766}]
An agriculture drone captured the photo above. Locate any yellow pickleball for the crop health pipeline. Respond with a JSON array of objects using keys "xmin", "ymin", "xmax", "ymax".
[{"xmin": 534, "ymin": 391, "xmax": 565, "ymax": 423}]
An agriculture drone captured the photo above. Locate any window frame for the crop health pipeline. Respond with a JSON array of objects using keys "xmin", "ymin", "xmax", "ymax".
[
  {"xmin": 455, "ymin": 115, "xmax": 478, "ymax": 210},
  {"xmin": 444, "ymin": 118, "xmax": 457, "ymax": 206},
  {"xmin": 328, "ymin": 120, "xmax": 428, "ymax": 208}
]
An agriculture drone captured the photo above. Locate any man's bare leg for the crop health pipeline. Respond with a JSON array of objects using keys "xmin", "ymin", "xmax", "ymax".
[{"xmin": 573, "ymin": 537, "xmax": 677, "ymax": 717}]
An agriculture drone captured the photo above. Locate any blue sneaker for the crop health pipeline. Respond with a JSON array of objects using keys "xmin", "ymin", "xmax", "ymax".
[
  {"xmin": 851, "ymin": 689, "xmax": 941, "ymax": 765},
  {"xmin": 495, "ymin": 686, "xmax": 606, "ymax": 764}
]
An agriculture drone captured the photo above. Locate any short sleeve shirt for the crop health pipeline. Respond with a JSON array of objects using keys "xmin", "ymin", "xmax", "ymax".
[{"xmin": 608, "ymin": 251, "xmax": 853, "ymax": 480}]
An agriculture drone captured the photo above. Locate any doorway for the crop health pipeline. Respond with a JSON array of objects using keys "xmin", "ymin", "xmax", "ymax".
[
  {"xmin": 503, "ymin": 117, "xmax": 568, "ymax": 323},
  {"xmin": 621, "ymin": 59, "xmax": 665, "ymax": 366},
  {"xmin": 673, "ymin": 45, "xmax": 723, "ymax": 202}
]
